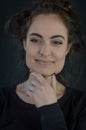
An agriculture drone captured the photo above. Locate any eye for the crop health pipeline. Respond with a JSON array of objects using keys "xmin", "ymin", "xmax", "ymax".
[
  {"xmin": 52, "ymin": 40, "xmax": 63, "ymax": 45},
  {"xmin": 30, "ymin": 38, "xmax": 40, "ymax": 44}
]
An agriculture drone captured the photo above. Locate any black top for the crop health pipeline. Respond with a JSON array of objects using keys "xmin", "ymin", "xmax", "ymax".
[{"xmin": 0, "ymin": 86, "xmax": 86, "ymax": 130}]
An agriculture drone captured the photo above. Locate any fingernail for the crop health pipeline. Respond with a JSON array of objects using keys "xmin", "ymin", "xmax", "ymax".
[{"xmin": 31, "ymin": 72, "xmax": 36, "ymax": 76}]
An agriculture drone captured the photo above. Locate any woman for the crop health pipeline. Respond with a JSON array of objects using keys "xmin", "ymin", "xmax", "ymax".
[{"xmin": 0, "ymin": 0, "xmax": 86, "ymax": 130}]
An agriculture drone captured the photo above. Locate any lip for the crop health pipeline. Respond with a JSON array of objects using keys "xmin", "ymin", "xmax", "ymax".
[{"xmin": 36, "ymin": 59, "xmax": 54, "ymax": 65}]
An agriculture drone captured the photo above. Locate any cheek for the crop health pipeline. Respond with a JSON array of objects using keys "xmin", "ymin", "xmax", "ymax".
[
  {"xmin": 54, "ymin": 49, "xmax": 67, "ymax": 73},
  {"xmin": 25, "ymin": 44, "xmax": 38, "ymax": 57},
  {"xmin": 55, "ymin": 48, "xmax": 68, "ymax": 60},
  {"xmin": 26, "ymin": 49, "xmax": 35, "ymax": 62},
  {"xmin": 25, "ymin": 47, "xmax": 38, "ymax": 65},
  {"xmin": 26, "ymin": 48, "xmax": 34, "ymax": 56},
  {"xmin": 55, "ymin": 52, "xmax": 66, "ymax": 67},
  {"xmin": 25, "ymin": 50, "xmax": 35, "ymax": 69}
]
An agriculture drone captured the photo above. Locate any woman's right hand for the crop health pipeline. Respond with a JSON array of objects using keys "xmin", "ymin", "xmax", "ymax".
[{"xmin": 23, "ymin": 72, "xmax": 58, "ymax": 108}]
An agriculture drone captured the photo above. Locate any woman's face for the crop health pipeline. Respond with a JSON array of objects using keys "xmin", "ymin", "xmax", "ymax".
[{"xmin": 23, "ymin": 14, "xmax": 70, "ymax": 76}]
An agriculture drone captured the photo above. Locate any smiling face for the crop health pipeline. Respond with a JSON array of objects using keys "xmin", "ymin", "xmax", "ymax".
[{"xmin": 23, "ymin": 14, "xmax": 70, "ymax": 76}]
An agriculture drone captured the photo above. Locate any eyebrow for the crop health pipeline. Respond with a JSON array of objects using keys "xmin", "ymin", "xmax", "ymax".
[{"xmin": 29, "ymin": 33, "xmax": 65, "ymax": 40}]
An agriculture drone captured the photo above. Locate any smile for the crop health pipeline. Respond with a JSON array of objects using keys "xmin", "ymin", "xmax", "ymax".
[{"xmin": 36, "ymin": 59, "xmax": 54, "ymax": 65}]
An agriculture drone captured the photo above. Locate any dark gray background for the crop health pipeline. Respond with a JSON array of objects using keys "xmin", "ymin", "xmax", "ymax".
[{"xmin": 0, "ymin": 0, "xmax": 86, "ymax": 90}]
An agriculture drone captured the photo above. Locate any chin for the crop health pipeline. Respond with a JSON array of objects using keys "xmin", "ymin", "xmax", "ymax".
[
  {"xmin": 40, "ymin": 70, "xmax": 62, "ymax": 77},
  {"xmin": 33, "ymin": 69, "xmax": 55, "ymax": 76},
  {"xmin": 41, "ymin": 73, "xmax": 53, "ymax": 77}
]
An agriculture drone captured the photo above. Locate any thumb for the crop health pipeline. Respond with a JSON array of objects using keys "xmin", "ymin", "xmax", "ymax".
[
  {"xmin": 51, "ymin": 74, "xmax": 57, "ymax": 90},
  {"xmin": 43, "ymin": 76, "xmax": 52, "ymax": 85}
]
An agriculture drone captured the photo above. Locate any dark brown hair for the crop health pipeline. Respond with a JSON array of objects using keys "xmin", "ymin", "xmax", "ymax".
[{"xmin": 5, "ymin": 0, "xmax": 85, "ymax": 52}]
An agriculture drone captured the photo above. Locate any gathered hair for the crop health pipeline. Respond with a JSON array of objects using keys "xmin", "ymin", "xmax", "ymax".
[{"xmin": 5, "ymin": 0, "xmax": 85, "ymax": 52}]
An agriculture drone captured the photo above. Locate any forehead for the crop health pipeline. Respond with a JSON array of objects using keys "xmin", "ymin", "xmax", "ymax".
[{"xmin": 27, "ymin": 14, "xmax": 68, "ymax": 38}]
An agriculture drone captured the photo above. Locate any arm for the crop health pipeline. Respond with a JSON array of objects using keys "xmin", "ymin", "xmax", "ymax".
[
  {"xmin": 39, "ymin": 93, "xmax": 86, "ymax": 130},
  {"xmin": 39, "ymin": 103, "xmax": 67, "ymax": 130},
  {"xmin": 23, "ymin": 72, "xmax": 68, "ymax": 129},
  {"xmin": 74, "ymin": 94, "xmax": 86, "ymax": 130}
]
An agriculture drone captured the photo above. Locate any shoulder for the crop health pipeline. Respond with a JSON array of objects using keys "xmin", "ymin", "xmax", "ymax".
[
  {"xmin": 70, "ymin": 88, "xmax": 86, "ymax": 101},
  {"xmin": 0, "ymin": 86, "xmax": 14, "ymax": 97},
  {"xmin": 59, "ymin": 87, "xmax": 86, "ymax": 110},
  {"xmin": 0, "ymin": 87, "xmax": 11, "ymax": 116},
  {"xmin": 69, "ymin": 88, "xmax": 86, "ymax": 112},
  {"xmin": 0, "ymin": 87, "xmax": 8, "ymax": 100},
  {"xmin": 0, "ymin": 86, "xmax": 16, "ymax": 105}
]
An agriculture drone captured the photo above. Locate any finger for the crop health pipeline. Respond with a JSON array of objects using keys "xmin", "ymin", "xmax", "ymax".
[
  {"xmin": 29, "ymin": 72, "xmax": 37, "ymax": 82},
  {"xmin": 31, "ymin": 80, "xmax": 41, "ymax": 88},
  {"xmin": 25, "ymin": 89, "xmax": 33, "ymax": 96},
  {"xmin": 44, "ymin": 76, "xmax": 52, "ymax": 85},
  {"xmin": 30, "ymin": 69, "xmax": 33, "ymax": 73},
  {"xmin": 31, "ymin": 72, "xmax": 46, "ymax": 83},
  {"xmin": 25, "ymin": 84, "xmax": 37, "ymax": 94},
  {"xmin": 29, "ymin": 73, "xmax": 43, "ymax": 88}
]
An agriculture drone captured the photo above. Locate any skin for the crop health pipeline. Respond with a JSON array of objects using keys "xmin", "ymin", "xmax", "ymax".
[
  {"xmin": 17, "ymin": 14, "xmax": 71, "ymax": 107},
  {"xmin": 23, "ymin": 14, "xmax": 70, "ymax": 76}
]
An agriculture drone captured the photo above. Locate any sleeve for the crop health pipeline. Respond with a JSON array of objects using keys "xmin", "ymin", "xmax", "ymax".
[
  {"xmin": 0, "ymin": 90, "xmax": 4, "ymax": 114},
  {"xmin": 74, "ymin": 94, "xmax": 86, "ymax": 130},
  {"xmin": 0, "ymin": 89, "xmax": 5, "ymax": 124},
  {"xmin": 0, "ymin": 88, "xmax": 12, "ymax": 128},
  {"xmin": 38, "ymin": 103, "xmax": 67, "ymax": 130}
]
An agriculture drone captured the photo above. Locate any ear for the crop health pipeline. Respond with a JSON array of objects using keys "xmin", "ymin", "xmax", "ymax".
[
  {"xmin": 23, "ymin": 40, "xmax": 26, "ymax": 51},
  {"xmin": 66, "ymin": 44, "xmax": 72, "ymax": 55}
]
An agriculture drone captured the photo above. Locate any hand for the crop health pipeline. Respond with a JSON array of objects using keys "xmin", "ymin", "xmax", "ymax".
[{"xmin": 24, "ymin": 72, "xmax": 57, "ymax": 108}]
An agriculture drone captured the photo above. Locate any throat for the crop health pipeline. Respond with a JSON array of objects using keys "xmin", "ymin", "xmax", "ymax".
[{"xmin": 56, "ymin": 81, "xmax": 66, "ymax": 99}]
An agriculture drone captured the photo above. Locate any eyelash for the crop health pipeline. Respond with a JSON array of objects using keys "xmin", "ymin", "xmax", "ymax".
[
  {"xmin": 30, "ymin": 39, "xmax": 40, "ymax": 43},
  {"xmin": 52, "ymin": 41, "xmax": 62, "ymax": 45},
  {"xmin": 30, "ymin": 38, "xmax": 63, "ymax": 45}
]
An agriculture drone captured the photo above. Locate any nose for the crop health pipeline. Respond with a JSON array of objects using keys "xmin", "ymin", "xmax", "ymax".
[{"xmin": 39, "ymin": 44, "xmax": 51, "ymax": 56}]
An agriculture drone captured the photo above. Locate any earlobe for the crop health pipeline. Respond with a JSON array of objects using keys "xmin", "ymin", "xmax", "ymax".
[
  {"xmin": 23, "ymin": 40, "xmax": 26, "ymax": 51},
  {"xmin": 66, "ymin": 44, "xmax": 72, "ymax": 55}
]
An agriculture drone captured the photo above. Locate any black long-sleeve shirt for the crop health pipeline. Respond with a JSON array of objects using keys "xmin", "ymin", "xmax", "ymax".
[{"xmin": 0, "ymin": 86, "xmax": 86, "ymax": 130}]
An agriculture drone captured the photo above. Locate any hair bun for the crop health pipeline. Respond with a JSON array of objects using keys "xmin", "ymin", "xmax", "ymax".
[{"xmin": 33, "ymin": 0, "xmax": 72, "ymax": 11}]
